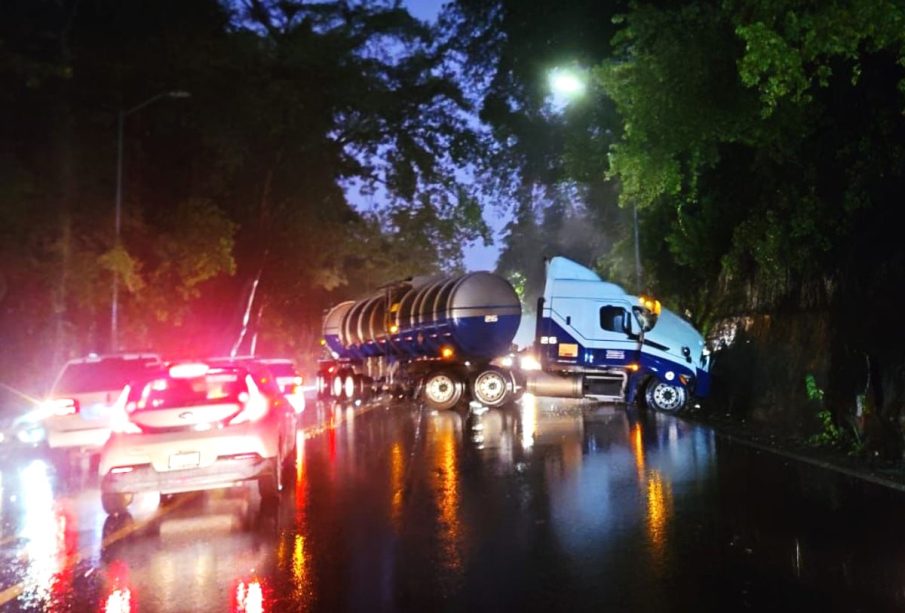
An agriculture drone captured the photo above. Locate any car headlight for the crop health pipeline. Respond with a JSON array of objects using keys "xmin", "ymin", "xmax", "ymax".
[{"xmin": 17, "ymin": 427, "xmax": 45, "ymax": 444}]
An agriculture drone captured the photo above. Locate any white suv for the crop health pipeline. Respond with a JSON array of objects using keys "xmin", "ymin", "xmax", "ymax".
[
  {"xmin": 98, "ymin": 361, "xmax": 298, "ymax": 514},
  {"xmin": 42, "ymin": 353, "xmax": 162, "ymax": 459}
]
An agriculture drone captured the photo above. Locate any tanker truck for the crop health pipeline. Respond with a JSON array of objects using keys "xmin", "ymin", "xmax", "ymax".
[{"xmin": 315, "ymin": 256, "xmax": 711, "ymax": 412}]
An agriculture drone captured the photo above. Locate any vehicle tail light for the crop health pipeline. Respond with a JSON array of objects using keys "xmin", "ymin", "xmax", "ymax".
[
  {"xmin": 230, "ymin": 376, "xmax": 270, "ymax": 424},
  {"xmin": 43, "ymin": 398, "xmax": 79, "ymax": 417},
  {"xmin": 277, "ymin": 376, "xmax": 304, "ymax": 395}
]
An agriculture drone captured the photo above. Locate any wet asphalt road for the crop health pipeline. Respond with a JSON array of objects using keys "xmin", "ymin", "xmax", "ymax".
[{"xmin": 2, "ymin": 395, "xmax": 905, "ymax": 612}]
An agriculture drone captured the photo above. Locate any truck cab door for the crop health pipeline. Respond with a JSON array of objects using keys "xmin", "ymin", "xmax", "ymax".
[{"xmin": 546, "ymin": 297, "xmax": 640, "ymax": 367}]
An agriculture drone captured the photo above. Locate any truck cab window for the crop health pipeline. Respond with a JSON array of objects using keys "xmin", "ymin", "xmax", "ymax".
[{"xmin": 599, "ymin": 306, "xmax": 628, "ymax": 333}]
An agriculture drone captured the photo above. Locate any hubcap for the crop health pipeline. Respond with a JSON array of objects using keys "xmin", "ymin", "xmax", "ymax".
[
  {"xmin": 474, "ymin": 371, "xmax": 507, "ymax": 405},
  {"xmin": 652, "ymin": 383, "xmax": 685, "ymax": 412},
  {"xmin": 425, "ymin": 374, "xmax": 456, "ymax": 404}
]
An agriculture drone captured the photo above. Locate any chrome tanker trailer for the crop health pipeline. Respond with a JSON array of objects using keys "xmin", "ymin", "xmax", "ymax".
[
  {"xmin": 317, "ymin": 257, "xmax": 711, "ymax": 412},
  {"xmin": 316, "ymin": 271, "xmax": 523, "ymax": 410}
]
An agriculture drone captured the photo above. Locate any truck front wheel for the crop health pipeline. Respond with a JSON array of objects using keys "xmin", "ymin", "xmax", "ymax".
[
  {"xmin": 644, "ymin": 380, "xmax": 687, "ymax": 413},
  {"xmin": 422, "ymin": 371, "xmax": 463, "ymax": 411}
]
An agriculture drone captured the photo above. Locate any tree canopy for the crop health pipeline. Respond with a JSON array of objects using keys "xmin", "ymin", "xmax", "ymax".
[{"xmin": 0, "ymin": 0, "xmax": 488, "ymax": 387}]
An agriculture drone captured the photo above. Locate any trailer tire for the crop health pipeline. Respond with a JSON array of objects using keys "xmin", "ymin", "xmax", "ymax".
[
  {"xmin": 422, "ymin": 370, "xmax": 463, "ymax": 411},
  {"xmin": 331, "ymin": 372, "xmax": 346, "ymax": 398},
  {"xmin": 644, "ymin": 380, "xmax": 687, "ymax": 413},
  {"xmin": 342, "ymin": 373, "xmax": 357, "ymax": 400},
  {"xmin": 471, "ymin": 366, "xmax": 513, "ymax": 407}
]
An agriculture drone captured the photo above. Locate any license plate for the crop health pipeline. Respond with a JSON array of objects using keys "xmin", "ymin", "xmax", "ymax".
[{"xmin": 168, "ymin": 451, "xmax": 201, "ymax": 470}]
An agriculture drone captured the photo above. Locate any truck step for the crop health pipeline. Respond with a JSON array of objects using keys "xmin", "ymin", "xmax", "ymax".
[{"xmin": 582, "ymin": 375, "xmax": 625, "ymax": 399}]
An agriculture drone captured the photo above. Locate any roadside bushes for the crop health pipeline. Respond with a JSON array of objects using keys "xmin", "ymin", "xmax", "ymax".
[
  {"xmin": 707, "ymin": 312, "xmax": 828, "ymax": 436},
  {"xmin": 707, "ymin": 307, "xmax": 905, "ymax": 462}
]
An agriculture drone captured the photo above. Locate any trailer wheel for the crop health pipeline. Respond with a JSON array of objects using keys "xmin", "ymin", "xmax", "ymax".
[
  {"xmin": 471, "ymin": 367, "xmax": 512, "ymax": 407},
  {"xmin": 331, "ymin": 372, "xmax": 345, "ymax": 398},
  {"xmin": 343, "ymin": 373, "xmax": 357, "ymax": 400},
  {"xmin": 422, "ymin": 371, "xmax": 463, "ymax": 411},
  {"xmin": 644, "ymin": 380, "xmax": 687, "ymax": 413}
]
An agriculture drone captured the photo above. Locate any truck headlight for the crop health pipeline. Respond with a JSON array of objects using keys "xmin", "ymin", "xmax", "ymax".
[{"xmin": 519, "ymin": 354, "xmax": 542, "ymax": 371}]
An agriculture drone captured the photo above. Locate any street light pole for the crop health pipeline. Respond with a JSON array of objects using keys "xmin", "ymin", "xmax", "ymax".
[
  {"xmin": 633, "ymin": 203, "xmax": 642, "ymax": 293},
  {"xmin": 111, "ymin": 90, "xmax": 190, "ymax": 351}
]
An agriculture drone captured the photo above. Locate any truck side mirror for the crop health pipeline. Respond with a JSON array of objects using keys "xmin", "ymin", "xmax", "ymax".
[
  {"xmin": 625, "ymin": 311, "xmax": 640, "ymax": 336},
  {"xmin": 632, "ymin": 306, "xmax": 658, "ymax": 333}
]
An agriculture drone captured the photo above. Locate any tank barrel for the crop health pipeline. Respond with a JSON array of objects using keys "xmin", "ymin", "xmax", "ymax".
[{"xmin": 323, "ymin": 272, "xmax": 521, "ymax": 361}]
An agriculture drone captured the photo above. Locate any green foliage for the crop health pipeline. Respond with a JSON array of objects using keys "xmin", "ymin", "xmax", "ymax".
[
  {"xmin": 0, "ymin": 0, "xmax": 491, "ymax": 384},
  {"xmin": 733, "ymin": 0, "xmax": 905, "ymax": 115},
  {"xmin": 805, "ymin": 373, "xmax": 825, "ymax": 402},
  {"xmin": 803, "ymin": 373, "xmax": 845, "ymax": 448},
  {"xmin": 808, "ymin": 408, "xmax": 847, "ymax": 448},
  {"xmin": 804, "ymin": 373, "xmax": 865, "ymax": 453},
  {"xmin": 507, "ymin": 270, "xmax": 527, "ymax": 304},
  {"xmin": 98, "ymin": 245, "xmax": 145, "ymax": 293},
  {"xmin": 148, "ymin": 199, "xmax": 237, "ymax": 303}
]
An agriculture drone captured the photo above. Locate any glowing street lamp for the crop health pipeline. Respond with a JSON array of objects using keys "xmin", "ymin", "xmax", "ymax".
[
  {"xmin": 111, "ymin": 90, "xmax": 190, "ymax": 350},
  {"xmin": 548, "ymin": 67, "xmax": 587, "ymax": 99}
]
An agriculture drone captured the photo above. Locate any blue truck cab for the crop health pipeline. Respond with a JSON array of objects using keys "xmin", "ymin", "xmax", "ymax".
[{"xmin": 531, "ymin": 257, "xmax": 711, "ymax": 412}]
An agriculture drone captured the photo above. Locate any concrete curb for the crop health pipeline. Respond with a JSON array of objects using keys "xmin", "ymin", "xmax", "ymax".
[{"xmin": 705, "ymin": 424, "xmax": 905, "ymax": 494}]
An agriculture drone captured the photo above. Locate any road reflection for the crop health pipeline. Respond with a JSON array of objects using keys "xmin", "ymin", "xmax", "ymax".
[
  {"xmin": 102, "ymin": 559, "xmax": 134, "ymax": 613},
  {"xmin": 233, "ymin": 576, "xmax": 266, "ymax": 612},
  {"xmin": 18, "ymin": 460, "xmax": 79, "ymax": 609},
  {"xmin": 286, "ymin": 427, "xmax": 313, "ymax": 608},
  {"xmin": 627, "ymin": 421, "xmax": 675, "ymax": 565},
  {"xmin": 390, "ymin": 441, "xmax": 404, "ymax": 530},
  {"xmin": 4, "ymin": 392, "xmax": 905, "ymax": 609},
  {"xmin": 427, "ymin": 411, "xmax": 464, "ymax": 593}
]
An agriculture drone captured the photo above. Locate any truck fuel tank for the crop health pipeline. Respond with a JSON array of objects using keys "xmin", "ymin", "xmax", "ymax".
[{"xmin": 525, "ymin": 371, "xmax": 584, "ymax": 398}]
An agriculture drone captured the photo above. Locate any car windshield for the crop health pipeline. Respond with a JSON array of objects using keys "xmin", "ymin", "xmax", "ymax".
[
  {"xmin": 54, "ymin": 358, "xmax": 160, "ymax": 394},
  {"xmin": 130, "ymin": 369, "xmax": 249, "ymax": 410}
]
